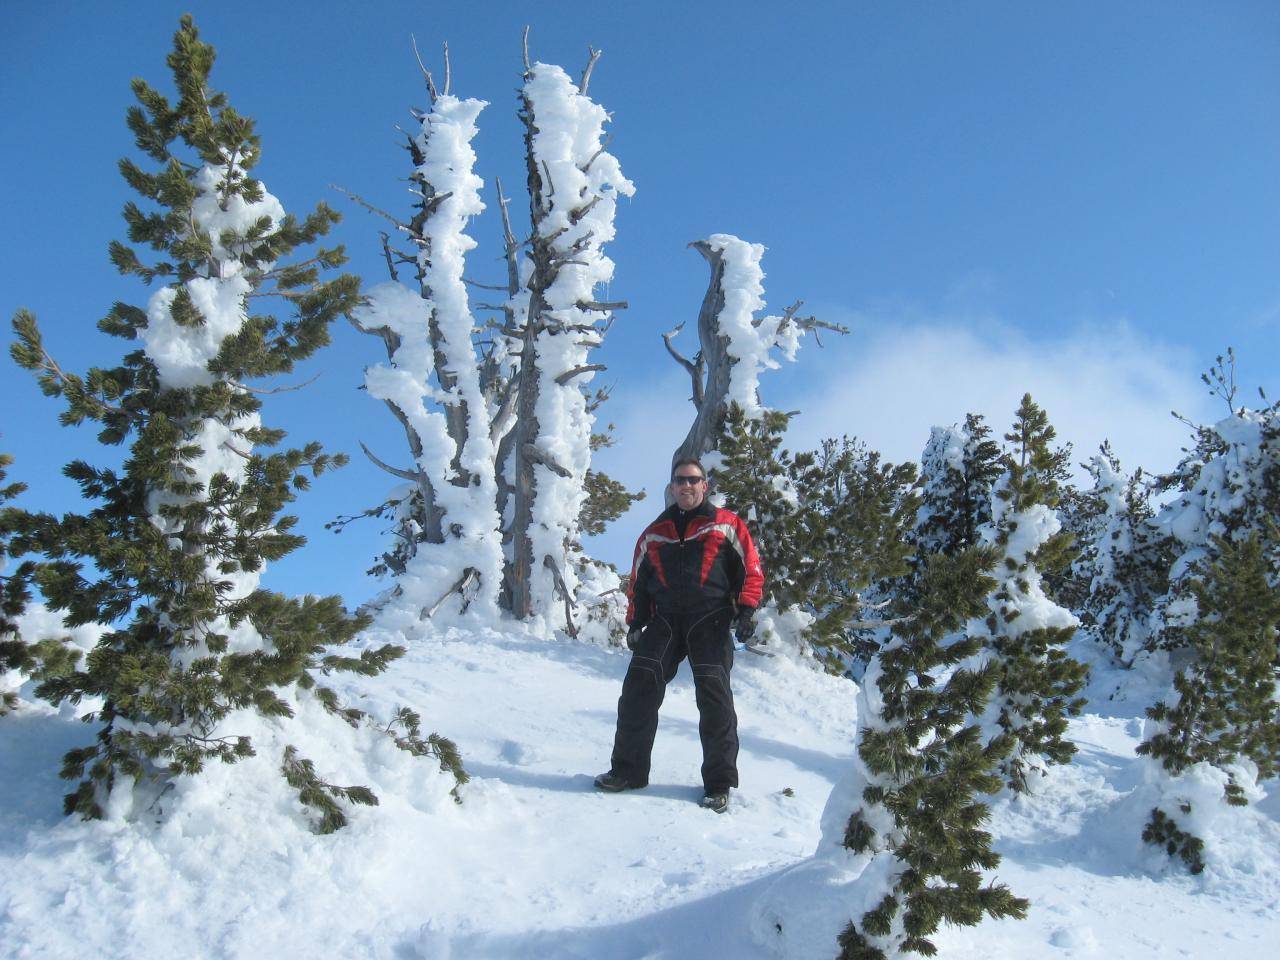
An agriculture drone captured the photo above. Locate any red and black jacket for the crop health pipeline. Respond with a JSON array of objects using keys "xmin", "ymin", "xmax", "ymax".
[{"xmin": 626, "ymin": 500, "xmax": 764, "ymax": 626}]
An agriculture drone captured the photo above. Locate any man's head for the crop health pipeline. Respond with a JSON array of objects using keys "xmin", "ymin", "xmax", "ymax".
[{"xmin": 670, "ymin": 458, "xmax": 708, "ymax": 510}]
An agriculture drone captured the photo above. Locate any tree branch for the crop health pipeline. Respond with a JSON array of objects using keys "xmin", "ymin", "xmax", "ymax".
[
  {"xmin": 495, "ymin": 177, "xmax": 522, "ymax": 300},
  {"xmin": 578, "ymin": 135, "xmax": 612, "ymax": 173},
  {"xmin": 330, "ymin": 185, "xmax": 408, "ymax": 231},
  {"xmin": 578, "ymin": 299, "xmax": 627, "ymax": 312},
  {"xmin": 229, "ymin": 373, "xmax": 321, "ymax": 395},
  {"xmin": 523, "ymin": 443, "xmax": 571, "ymax": 479},
  {"xmin": 661, "ymin": 322, "xmax": 704, "ymax": 406},
  {"xmin": 580, "ymin": 45, "xmax": 602, "ymax": 97},
  {"xmin": 410, "ymin": 34, "xmax": 438, "ymax": 102},
  {"xmin": 379, "ymin": 231, "xmax": 399, "ymax": 282},
  {"xmin": 569, "ymin": 195, "xmax": 601, "ymax": 225},
  {"xmin": 462, "ymin": 278, "xmax": 511, "ymax": 291},
  {"xmin": 359, "ymin": 441, "xmax": 420, "ymax": 482},
  {"xmin": 555, "ymin": 363, "xmax": 606, "ymax": 386},
  {"xmin": 543, "ymin": 555, "xmax": 578, "ymax": 638},
  {"xmin": 423, "ymin": 567, "xmax": 478, "ymax": 619}
]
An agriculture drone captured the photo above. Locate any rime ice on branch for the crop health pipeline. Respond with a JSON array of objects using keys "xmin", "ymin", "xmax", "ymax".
[
  {"xmin": 506, "ymin": 60, "xmax": 634, "ymax": 622},
  {"xmin": 662, "ymin": 235, "xmax": 847, "ymax": 469},
  {"xmin": 349, "ymin": 75, "xmax": 505, "ymax": 621}
]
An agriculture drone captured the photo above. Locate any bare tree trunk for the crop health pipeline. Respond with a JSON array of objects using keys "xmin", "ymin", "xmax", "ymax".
[
  {"xmin": 663, "ymin": 237, "xmax": 848, "ymax": 485},
  {"xmin": 671, "ymin": 240, "xmax": 733, "ymax": 468}
]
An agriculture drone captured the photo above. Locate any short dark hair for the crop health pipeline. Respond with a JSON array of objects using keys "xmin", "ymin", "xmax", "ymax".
[{"xmin": 671, "ymin": 457, "xmax": 706, "ymax": 481}]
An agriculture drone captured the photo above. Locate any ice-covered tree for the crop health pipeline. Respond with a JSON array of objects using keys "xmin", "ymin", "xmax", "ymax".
[
  {"xmin": 7, "ymin": 17, "xmax": 463, "ymax": 827},
  {"xmin": 974, "ymin": 395, "xmax": 1088, "ymax": 793},
  {"xmin": 505, "ymin": 50, "xmax": 635, "ymax": 623},
  {"xmin": 338, "ymin": 41, "xmax": 639, "ymax": 636},
  {"xmin": 343, "ymin": 51, "xmax": 506, "ymax": 621},
  {"xmin": 1137, "ymin": 532, "xmax": 1280, "ymax": 873},
  {"xmin": 662, "ymin": 235, "xmax": 845, "ymax": 469},
  {"xmin": 1071, "ymin": 443, "xmax": 1171, "ymax": 665},
  {"xmin": 835, "ymin": 548, "xmax": 1027, "ymax": 959},
  {"xmin": 910, "ymin": 414, "xmax": 1002, "ymax": 567},
  {"xmin": 1136, "ymin": 354, "xmax": 1280, "ymax": 870}
]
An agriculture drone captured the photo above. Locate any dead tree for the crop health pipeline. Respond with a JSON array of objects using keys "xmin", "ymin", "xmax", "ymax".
[
  {"xmin": 663, "ymin": 238, "xmax": 848, "ymax": 474},
  {"xmin": 505, "ymin": 50, "xmax": 633, "ymax": 621}
]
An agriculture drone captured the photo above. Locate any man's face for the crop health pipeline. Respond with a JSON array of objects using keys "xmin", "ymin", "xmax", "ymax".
[{"xmin": 670, "ymin": 467, "xmax": 708, "ymax": 510}]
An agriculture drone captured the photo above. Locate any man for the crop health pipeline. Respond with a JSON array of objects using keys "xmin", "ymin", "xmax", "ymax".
[{"xmin": 594, "ymin": 457, "xmax": 764, "ymax": 813}]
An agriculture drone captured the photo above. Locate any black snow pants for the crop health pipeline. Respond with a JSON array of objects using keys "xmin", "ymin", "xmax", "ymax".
[{"xmin": 609, "ymin": 604, "xmax": 739, "ymax": 794}]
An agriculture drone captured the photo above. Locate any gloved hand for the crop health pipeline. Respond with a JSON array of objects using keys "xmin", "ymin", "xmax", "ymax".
[
  {"xmin": 626, "ymin": 623, "xmax": 646, "ymax": 650},
  {"xmin": 734, "ymin": 608, "xmax": 757, "ymax": 645}
]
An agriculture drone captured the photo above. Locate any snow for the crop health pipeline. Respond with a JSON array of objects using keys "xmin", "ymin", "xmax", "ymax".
[
  {"xmin": 141, "ymin": 165, "xmax": 283, "ymax": 389},
  {"xmin": 3, "ymin": 622, "xmax": 1278, "ymax": 959}
]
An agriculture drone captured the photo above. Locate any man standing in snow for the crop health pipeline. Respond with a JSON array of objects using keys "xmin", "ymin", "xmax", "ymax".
[{"xmin": 595, "ymin": 458, "xmax": 764, "ymax": 813}]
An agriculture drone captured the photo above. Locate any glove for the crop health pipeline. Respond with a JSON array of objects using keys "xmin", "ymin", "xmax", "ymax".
[
  {"xmin": 734, "ymin": 608, "xmax": 757, "ymax": 645},
  {"xmin": 626, "ymin": 623, "xmax": 646, "ymax": 650}
]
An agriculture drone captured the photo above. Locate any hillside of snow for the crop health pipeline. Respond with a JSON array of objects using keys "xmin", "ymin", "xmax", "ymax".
[{"xmin": 2, "ymin": 624, "xmax": 1277, "ymax": 959}]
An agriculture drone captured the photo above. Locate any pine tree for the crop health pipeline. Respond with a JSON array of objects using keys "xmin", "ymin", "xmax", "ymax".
[
  {"xmin": 7, "ymin": 17, "xmax": 463, "ymax": 827},
  {"xmin": 0, "ymin": 453, "xmax": 35, "ymax": 714},
  {"xmin": 579, "ymin": 425, "xmax": 647, "ymax": 540},
  {"xmin": 911, "ymin": 414, "xmax": 1002, "ymax": 566},
  {"xmin": 1134, "ymin": 355, "xmax": 1280, "ymax": 870},
  {"xmin": 1137, "ymin": 532, "xmax": 1280, "ymax": 873},
  {"xmin": 837, "ymin": 547, "xmax": 1027, "ymax": 959},
  {"xmin": 1146, "ymin": 355, "xmax": 1278, "ymax": 656},
  {"xmin": 1072, "ymin": 444, "xmax": 1171, "ymax": 665},
  {"xmin": 713, "ymin": 405, "xmax": 917, "ymax": 670},
  {"xmin": 977, "ymin": 394, "xmax": 1089, "ymax": 792}
]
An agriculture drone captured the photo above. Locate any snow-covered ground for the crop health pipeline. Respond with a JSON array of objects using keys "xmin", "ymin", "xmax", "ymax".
[{"xmin": 2, "ymin": 626, "xmax": 1277, "ymax": 959}]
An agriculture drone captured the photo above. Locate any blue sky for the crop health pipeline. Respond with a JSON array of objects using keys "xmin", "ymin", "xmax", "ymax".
[{"xmin": 2, "ymin": 1, "xmax": 1277, "ymax": 606}]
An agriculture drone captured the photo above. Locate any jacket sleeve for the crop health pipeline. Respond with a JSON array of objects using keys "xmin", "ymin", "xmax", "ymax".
[
  {"xmin": 733, "ymin": 513, "xmax": 764, "ymax": 609},
  {"xmin": 625, "ymin": 529, "xmax": 653, "ymax": 627}
]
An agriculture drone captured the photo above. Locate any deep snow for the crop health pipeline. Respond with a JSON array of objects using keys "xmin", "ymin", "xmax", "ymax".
[{"xmin": 2, "ymin": 624, "xmax": 1277, "ymax": 959}]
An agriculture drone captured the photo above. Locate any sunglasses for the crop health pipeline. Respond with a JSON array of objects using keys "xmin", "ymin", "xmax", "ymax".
[{"xmin": 672, "ymin": 475, "xmax": 705, "ymax": 486}]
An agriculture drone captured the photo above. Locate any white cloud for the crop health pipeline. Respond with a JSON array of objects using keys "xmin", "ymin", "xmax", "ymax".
[{"xmin": 778, "ymin": 311, "xmax": 1213, "ymax": 481}]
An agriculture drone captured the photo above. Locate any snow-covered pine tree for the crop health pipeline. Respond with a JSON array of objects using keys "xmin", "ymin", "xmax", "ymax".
[
  {"xmin": 1136, "ymin": 532, "xmax": 1280, "ymax": 873},
  {"xmin": 343, "ymin": 52, "xmax": 506, "ymax": 621},
  {"xmin": 836, "ymin": 547, "xmax": 1027, "ymax": 959},
  {"xmin": 1072, "ymin": 443, "xmax": 1171, "ymax": 665},
  {"xmin": 505, "ymin": 51, "xmax": 635, "ymax": 623},
  {"xmin": 0, "ymin": 453, "xmax": 34, "ymax": 714},
  {"xmin": 975, "ymin": 394, "xmax": 1089, "ymax": 793},
  {"xmin": 911, "ymin": 414, "xmax": 1002, "ymax": 566},
  {"xmin": 1135, "ymin": 353, "xmax": 1280, "ymax": 870},
  {"xmin": 7, "ymin": 17, "xmax": 463, "ymax": 827},
  {"xmin": 712, "ymin": 405, "xmax": 917, "ymax": 670},
  {"xmin": 1145, "ymin": 352, "xmax": 1278, "ymax": 656}
]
